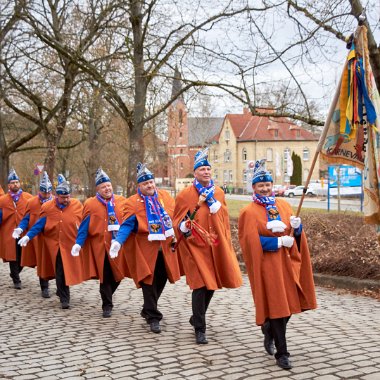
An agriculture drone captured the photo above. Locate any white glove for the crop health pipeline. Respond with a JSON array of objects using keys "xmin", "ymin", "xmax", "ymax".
[
  {"xmin": 12, "ymin": 228, "xmax": 23, "ymax": 239},
  {"xmin": 71, "ymin": 244, "xmax": 81, "ymax": 257},
  {"xmin": 109, "ymin": 241, "xmax": 121, "ymax": 259},
  {"xmin": 18, "ymin": 236, "xmax": 30, "ymax": 247},
  {"xmin": 278, "ymin": 236, "xmax": 294, "ymax": 248},
  {"xmin": 290, "ymin": 216, "xmax": 301, "ymax": 229},
  {"xmin": 180, "ymin": 221, "xmax": 190, "ymax": 233}
]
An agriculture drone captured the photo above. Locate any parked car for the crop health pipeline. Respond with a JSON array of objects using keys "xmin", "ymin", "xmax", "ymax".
[
  {"xmin": 273, "ymin": 185, "xmax": 285, "ymax": 197},
  {"xmin": 284, "ymin": 185, "xmax": 317, "ymax": 197}
]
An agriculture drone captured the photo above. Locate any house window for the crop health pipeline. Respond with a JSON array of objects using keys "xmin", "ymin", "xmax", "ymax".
[
  {"xmin": 274, "ymin": 130, "xmax": 278, "ymax": 137},
  {"xmin": 266, "ymin": 148, "xmax": 273, "ymax": 162},
  {"xmin": 303, "ymin": 169, "xmax": 309, "ymax": 182},
  {"xmin": 284, "ymin": 148, "xmax": 290, "ymax": 161},
  {"xmin": 303, "ymin": 148, "xmax": 310, "ymax": 161},
  {"xmin": 214, "ymin": 169, "xmax": 218, "ymax": 180},
  {"xmin": 223, "ymin": 170, "xmax": 228, "ymax": 183},
  {"xmin": 224, "ymin": 149, "xmax": 231, "ymax": 163},
  {"xmin": 225, "ymin": 129, "xmax": 230, "ymax": 141},
  {"xmin": 180, "ymin": 149, "xmax": 183, "ymax": 154},
  {"xmin": 242, "ymin": 148, "xmax": 247, "ymax": 162},
  {"xmin": 213, "ymin": 150, "xmax": 218, "ymax": 162},
  {"xmin": 229, "ymin": 170, "xmax": 233, "ymax": 183},
  {"xmin": 180, "ymin": 162, "xmax": 183, "ymax": 169},
  {"xmin": 243, "ymin": 170, "xmax": 247, "ymax": 183},
  {"xmin": 179, "ymin": 132, "xmax": 182, "ymax": 138},
  {"xmin": 179, "ymin": 109, "xmax": 183, "ymax": 127}
]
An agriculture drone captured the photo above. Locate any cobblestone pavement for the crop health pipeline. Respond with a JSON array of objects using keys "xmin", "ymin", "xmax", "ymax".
[{"xmin": 0, "ymin": 264, "xmax": 379, "ymax": 380}]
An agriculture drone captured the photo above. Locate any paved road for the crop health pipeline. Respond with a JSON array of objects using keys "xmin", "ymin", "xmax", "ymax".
[
  {"xmin": 227, "ymin": 194, "xmax": 362, "ymax": 212},
  {"xmin": 0, "ymin": 264, "xmax": 379, "ymax": 380}
]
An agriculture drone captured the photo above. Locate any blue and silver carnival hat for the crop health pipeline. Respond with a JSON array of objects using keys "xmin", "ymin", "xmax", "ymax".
[
  {"xmin": 56, "ymin": 174, "xmax": 70, "ymax": 195},
  {"xmin": 8, "ymin": 168, "xmax": 20, "ymax": 183},
  {"xmin": 252, "ymin": 159, "xmax": 273, "ymax": 185},
  {"xmin": 39, "ymin": 171, "xmax": 53, "ymax": 192},
  {"xmin": 194, "ymin": 147, "xmax": 211, "ymax": 170},
  {"xmin": 95, "ymin": 168, "xmax": 111, "ymax": 186},
  {"xmin": 137, "ymin": 162, "xmax": 154, "ymax": 184}
]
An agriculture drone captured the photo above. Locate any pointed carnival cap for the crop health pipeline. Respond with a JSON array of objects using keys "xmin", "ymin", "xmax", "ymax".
[
  {"xmin": 95, "ymin": 168, "xmax": 111, "ymax": 186},
  {"xmin": 8, "ymin": 168, "xmax": 20, "ymax": 183},
  {"xmin": 194, "ymin": 147, "xmax": 211, "ymax": 170},
  {"xmin": 252, "ymin": 159, "xmax": 273, "ymax": 185},
  {"xmin": 137, "ymin": 162, "xmax": 154, "ymax": 184},
  {"xmin": 39, "ymin": 171, "xmax": 52, "ymax": 192},
  {"xmin": 56, "ymin": 174, "xmax": 70, "ymax": 195}
]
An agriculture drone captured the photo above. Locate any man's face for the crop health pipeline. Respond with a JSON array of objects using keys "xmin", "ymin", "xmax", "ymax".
[
  {"xmin": 194, "ymin": 166, "xmax": 212, "ymax": 186},
  {"xmin": 8, "ymin": 180, "xmax": 20, "ymax": 193},
  {"xmin": 252, "ymin": 181, "xmax": 273, "ymax": 197},
  {"xmin": 138, "ymin": 179, "xmax": 156, "ymax": 196},
  {"xmin": 39, "ymin": 191, "xmax": 52, "ymax": 200},
  {"xmin": 97, "ymin": 181, "xmax": 113, "ymax": 199},
  {"xmin": 57, "ymin": 194, "xmax": 71, "ymax": 206}
]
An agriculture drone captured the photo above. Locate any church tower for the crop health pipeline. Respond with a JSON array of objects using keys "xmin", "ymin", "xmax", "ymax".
[{"xmin": 167, "ymin": 66, "xmax": 191, "ymax": 186}]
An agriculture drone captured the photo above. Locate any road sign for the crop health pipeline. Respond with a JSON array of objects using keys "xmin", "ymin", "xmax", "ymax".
[{"xmin": 36, "ymin": 164, "xmax": 44, "ymax": 173}]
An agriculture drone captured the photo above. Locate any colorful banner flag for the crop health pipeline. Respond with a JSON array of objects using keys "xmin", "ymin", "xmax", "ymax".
[{"xmin": 320, "ymin": 26, "xmax": 379, "ymax": 240}]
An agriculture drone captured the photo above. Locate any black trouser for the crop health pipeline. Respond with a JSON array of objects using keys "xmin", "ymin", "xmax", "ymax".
[
  {"xmin": 55, "ymin": 251, "xmax": 70, "ymax": 303},
  {"xmin": 140, "ymin": 251, "xmax": 168, "ymax": 323},
  {"xmin": 192, "ymin": 287, "xmax": 215, "ymax": 333},
  {"xmin": 100, "ymin": 253, "xmax": 120, "ymax": 311},
  {"xmin": 9, "ymin": 240, "xmax": 23, "ymax": 284},
  {"xmin": 268, "ymin": 316, "xmax": 291, "ymax": 358},
  {"xmin": 39, "ymin": 277, "xmax": 49, "ymax": 290}
]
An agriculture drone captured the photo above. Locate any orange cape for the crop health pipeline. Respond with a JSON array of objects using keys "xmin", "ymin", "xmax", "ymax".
[
  {"xmin": 173, "ymin": 185, "xmax": 242, "ymax": 290},
  {"xmin": 0, "ymin": 192, "xmax": 33, "ymax": 262},
  {"xmin": 238, "ymin": 198, "xmax": 317, "ymax": 325},
  {"xmin": 122, "ymin": 190, "xmax": 181, "ymax": 287}
]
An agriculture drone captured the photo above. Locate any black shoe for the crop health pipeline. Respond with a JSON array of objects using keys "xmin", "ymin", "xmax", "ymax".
[
  {"xmin": 261, "ymin": 323, "xmax": 274, "ymax": 355},
  {"xmin": 189, "ymin": 316, "xmax": 194, "ymax": 326},
  {"xmin": 14, "ymin": 282, "xmax": 22, "ymax": 290},
  {"xmin": 41, "ymin": 288, "xmax": 50, "ymax": 298},
  {"xmin": 61, "ymin": 301, "xmax": 70, "ymax": 309},
  {"xmin": 195, "ymin": 331, "xmax": 208, "ymax": 344},
  {"xmin": 150, "ymin": 321, "xmax": 161, "ymax": 334},
  {"xmin": 103, "ymin": 308, "xmax": 112, "ymax": 318},
  {"xmin": 276, "ymin": 355, "xmax": 292, "ymax": 370}
]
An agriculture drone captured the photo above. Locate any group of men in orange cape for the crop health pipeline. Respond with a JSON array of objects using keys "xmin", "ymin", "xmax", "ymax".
[{"xmin": 0, "ymin": 151, "xmax": 317, "ymax": 371}]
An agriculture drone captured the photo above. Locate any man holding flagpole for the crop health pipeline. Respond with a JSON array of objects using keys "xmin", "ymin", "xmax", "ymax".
[{"xmin": 173, "ymin": 148, "xmax": 242, "ymax": 345}]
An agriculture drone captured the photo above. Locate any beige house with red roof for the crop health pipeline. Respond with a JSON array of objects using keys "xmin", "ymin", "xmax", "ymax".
[
  {"xmin": 168, "ymin": 70, "xmax": 320, "ymax": 192},
  {"xmin": 208, "ymin": 108, "xmax": 320, "ymax": 192}
]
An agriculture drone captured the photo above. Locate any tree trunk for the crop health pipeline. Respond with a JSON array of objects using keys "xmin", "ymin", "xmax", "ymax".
[
  {"xmin": 85, "ymin": 117, "xmax": 101, "ymax": 197},
  {"xmin": 127, "ymin": 0, "xmax": 148, "ymax": 196},
  {"xmin": 0, "ymin": 154, "xmax": 10, "ymax": 187},
  {"xmin": 44, "ymin": 133, "xmax": 58, "ymax": 181}
]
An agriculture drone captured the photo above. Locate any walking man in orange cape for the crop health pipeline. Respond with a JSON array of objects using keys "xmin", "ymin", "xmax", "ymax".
[
  {"xmin": 18, "ymin": 175, "xmax": 85, "ymax": 309},
  {"xmin": 173, "ymin": 148, "xmax": 242, "ymax": 344},
  {"xmin": 71, "ymin": 168, "xmax": 129, "ymax": 318},
  {"xmin": 239, "ymin": 159, "xmax": 317, "ymax": 370},
  {"xmin": 109, "ymin": 163, "xmax": 181, "ymax": 334},
  {"xmin": 12, "ymin": 171, "xmax": 53, "ymax": 298},
  {"xmin": 0, "ymin": 169, "xmax": 33, "ymax": 289}
]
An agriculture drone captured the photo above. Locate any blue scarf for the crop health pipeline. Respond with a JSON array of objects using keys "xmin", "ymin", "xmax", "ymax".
[
  {"xmin": 9, "ymin": 189, "xmax": 22, "ymax": 203},
  {"xmin": 193, "ymin": 179, "xmax": 221, "ymax": 214},
  {"xmin": 252, "ymin": 193, "xmax": 286, "ymax": 232},
  {"xmin": 38, "ymin": 193, "xmax": 52, "ymax": 204},
  {"xmin": 96, "ymin": 193, "xmax": 120, "ymax": 238},
  {"xmin": 138, "ymin": 188, "xmax": 174, "ymax": 241}
]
